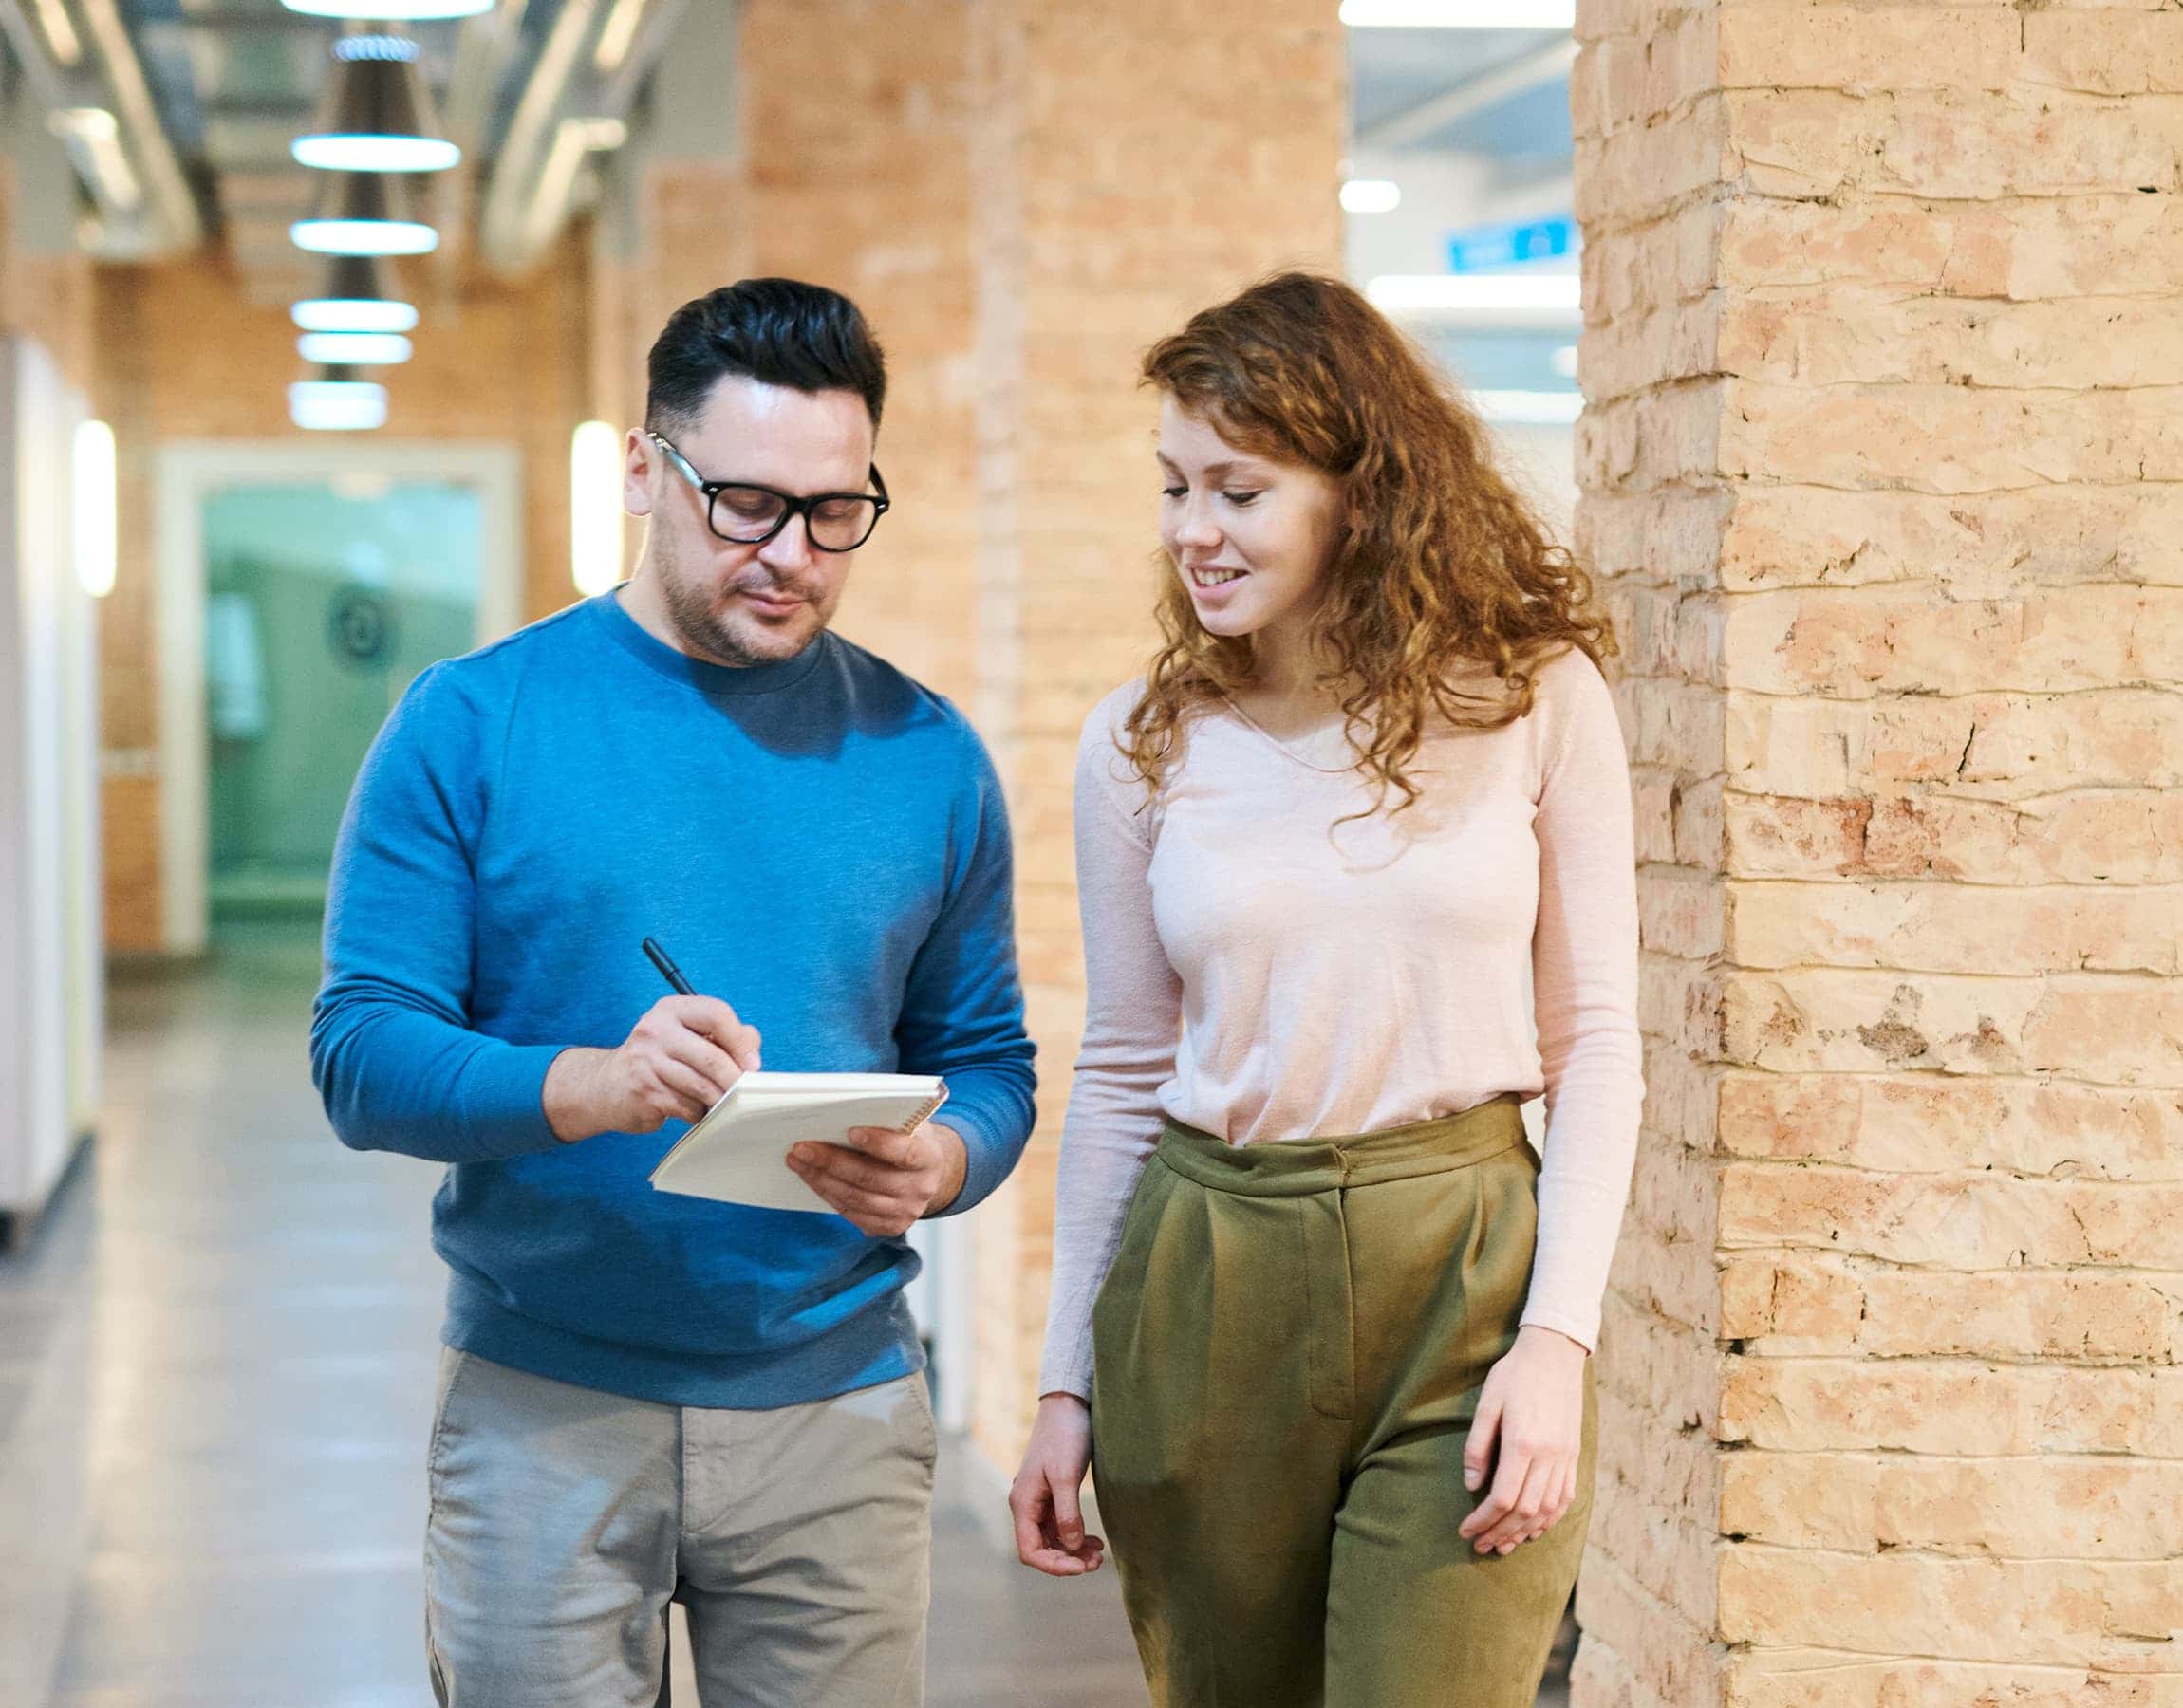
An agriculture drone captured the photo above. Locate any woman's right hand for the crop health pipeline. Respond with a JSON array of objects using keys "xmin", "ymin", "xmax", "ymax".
[{"xmin": 1010, "ymin": 1393, "xmax": 1106, "ymax": 1576}]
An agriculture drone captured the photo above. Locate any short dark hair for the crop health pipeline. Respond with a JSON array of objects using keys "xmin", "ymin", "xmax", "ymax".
[{"xmin": 644, "ymin": 277, "xmax": 887, "ymax": 436}]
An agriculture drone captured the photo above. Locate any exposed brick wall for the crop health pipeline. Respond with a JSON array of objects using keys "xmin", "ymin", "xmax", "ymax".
[
  {"xmin": 1570, "ymin": 2, "xmax": 2183, "ymax": 1700},
  {"xmin": 962, "ymin": 0, "xmax": 1345, "ymax": 1470},
  {"xmin": 625, "ymin": 0, "xmax": 981, "ymax": 707},
  {"xmin": 89, "ymin": 237, "xmax": 596, "ymax": 952},
  {"xmin": 618, "ymin": 0, "xmax": 1342, "ymax": 1471}
]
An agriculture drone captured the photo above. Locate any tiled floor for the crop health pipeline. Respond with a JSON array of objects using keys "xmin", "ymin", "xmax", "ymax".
[{"xmin": 1, "ymin": 927, "xmax": 1570, "ymax": 1707}]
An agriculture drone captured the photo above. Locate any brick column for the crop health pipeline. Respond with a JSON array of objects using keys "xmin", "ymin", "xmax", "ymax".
[
  {"xmin": 1572, "ymin": 2, "xmax": 2183, "ymax": 1701},
  {"xmin": 963, "ymin": 0, "xmax": 1345, "ymax": 1469},
  {"xmin": 621, "ymin": 0, "xmax": 1343, "ymax": 1467},
  {"xmin": 622, "ymin": 0, "xmax": 981, "ymax": 702}
]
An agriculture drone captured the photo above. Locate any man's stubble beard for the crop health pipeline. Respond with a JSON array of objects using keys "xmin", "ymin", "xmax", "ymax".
[{"xmin": 653, "ymin": 524, "xmax": 833, "ymax": 668}]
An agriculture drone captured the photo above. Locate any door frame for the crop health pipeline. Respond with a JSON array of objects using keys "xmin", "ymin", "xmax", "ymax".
[{"xmin": 154, "ymin": 440, "xmax": 523, "ymax": 955}]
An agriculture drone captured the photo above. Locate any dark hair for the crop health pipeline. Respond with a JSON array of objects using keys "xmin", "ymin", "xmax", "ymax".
[{"xmin": 644, "ymin": 277, "xmax": 887, "ymax": 435}]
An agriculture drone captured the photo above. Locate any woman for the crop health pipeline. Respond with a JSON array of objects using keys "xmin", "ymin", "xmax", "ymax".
[{"xmin": 1009, "ymin": 272, "xmax": 1643, "ymax": 1708}]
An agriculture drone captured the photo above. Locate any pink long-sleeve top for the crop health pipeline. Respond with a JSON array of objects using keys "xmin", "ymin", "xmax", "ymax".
[{"xmin": 1036, "ymin": 644, "xmax": 1645, "ymax": 1402}]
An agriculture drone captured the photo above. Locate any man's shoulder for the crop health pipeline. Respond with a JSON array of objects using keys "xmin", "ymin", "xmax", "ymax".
[
  {"xmin": 395, "ymin": 603, "xmax": 595, "ymax": 722},
  {"xmin": 825, "ymin": 634, "xmax": 991, "ymax": 766}
]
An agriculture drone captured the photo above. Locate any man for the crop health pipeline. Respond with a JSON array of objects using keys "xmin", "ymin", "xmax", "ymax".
[{"xmin": 312, "ymin": 278, "xmax": 1036, "ymax": 1707}]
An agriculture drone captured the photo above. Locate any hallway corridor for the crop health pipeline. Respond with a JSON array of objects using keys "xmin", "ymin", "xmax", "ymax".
[{"xmin": 0, "ymin": 929, "xmax": 1147, "ymax": 1707}]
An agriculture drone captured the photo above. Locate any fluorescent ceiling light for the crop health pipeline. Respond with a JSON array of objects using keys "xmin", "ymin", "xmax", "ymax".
[
  {"xmin": 1340, "ymin": 178, "xmax": 1402, "ymax": 214},
  {"xmin": 1340, "ymin": 0, "xmax": 1575, "ymax": 25},
  {"xmin": 298, "ymin": 330, "xmax": 413, "ymax": 365},
  {"xmin": 293, "ymin": 252, "xmax": 418, "ymax": 332},
  {"xmin": 282, "ymin": 0, "xmax": 494, "ymax": 17},
  {"xmin": 294, "ymin": 135, "xmax": 460, "ymax": 172},
  {"xmin": 30, "ymin": 0, "xmax": 83, "ymax": 66},
  {"xmin": 293, "ymin": 296, "xmax": 419, "ymax": 333},
  {"xmin": 48, "ymin": 106, "xmax": 142, "ymax": 214},
  {"xmin": 570, "ymin": 420, "xmax": 626, "ymax": 595},
  {"xmin": 73, "ymin": 419, "xmax": 117, "ymax": 598},
  {"xmin": 292, "ymin": 217, "xmax": 438, "ymax": 254},
  {"xmin": 289, "ymin": 379, "xmax": 389, "ymax": 432},
  {"xmin": 1551, "ymin": 343, "xmax": 1579, "ymax": 378},
  {"xmin": 1468, "ymin": 389, "xmax": 1583, "ymax": 424},
  {"xmin": 594, "ymin": 0, "xmax": 648, "ymax": 73},
  {"xmin": 292, "ymin": 33, "xmax": 461, "ymax": 174},
  {"xmin": 292, "ymin": 169, "xmax": 438, "ymax": 254}
]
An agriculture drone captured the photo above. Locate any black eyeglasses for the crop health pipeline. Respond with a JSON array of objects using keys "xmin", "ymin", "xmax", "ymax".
[{"xmin": 645, "ymin": 430, "xmax": 890, "ymax": 552}]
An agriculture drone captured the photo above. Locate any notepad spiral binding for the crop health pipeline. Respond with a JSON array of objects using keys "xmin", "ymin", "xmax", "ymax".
[{"xmin": 902, "ymin": 1084, "xmax": 949, "ymax": 1132}]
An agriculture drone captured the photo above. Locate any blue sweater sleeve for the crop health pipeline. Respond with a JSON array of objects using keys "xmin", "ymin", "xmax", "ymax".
[
  {"xmin": 310, "ymin": 663, "xmax": 566, "ymax": 1164},
  {"xmin": 896, "ymin": 723, "xmax": 1037, "ymax": 1216}
]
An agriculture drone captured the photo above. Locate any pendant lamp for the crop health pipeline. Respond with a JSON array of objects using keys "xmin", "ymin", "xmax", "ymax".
[
  {"xmin": 291, "ymin": 253, "xmax": 419, "ymax": 334},
  {"xmin": 290, "ymin": 169, "xmax": 438, "ymax": 255},
  {"xmin": 281, "ymin": 1, "xmax": 493, "ymax": 18},
  {"xmin": 289, "ymin": 365, "xmax": 389, "ymax": 431},
  {"xmin": 292, "ymin": 33, "xmax": 459, "ymax": 174}
]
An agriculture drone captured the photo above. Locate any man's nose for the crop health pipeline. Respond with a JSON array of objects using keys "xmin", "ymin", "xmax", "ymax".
[{"xmin": 756, "ymin": 511, "xmax": 815, "ymax": 573}]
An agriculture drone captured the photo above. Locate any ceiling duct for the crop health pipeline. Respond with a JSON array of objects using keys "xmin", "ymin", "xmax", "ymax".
[
  {"xmin": 0, "ymin": 0, "xmax": 203, "ymax": 256},
  {"xmin": 476, "ymin": 0, "xmax": 682, "ymax": 276}
]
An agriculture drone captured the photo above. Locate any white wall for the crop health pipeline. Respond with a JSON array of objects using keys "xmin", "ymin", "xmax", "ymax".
[{"xmin": 0, "ymin": 335, "xmax": 100, "ymax": 1235}]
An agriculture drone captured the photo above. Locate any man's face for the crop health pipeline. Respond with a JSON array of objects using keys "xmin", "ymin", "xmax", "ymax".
[{"xmin": 625, "ymin": 374, "xmax": 877, "ymax": 667}]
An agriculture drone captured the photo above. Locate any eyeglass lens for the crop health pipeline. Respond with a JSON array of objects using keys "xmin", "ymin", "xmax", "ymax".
[{"xmin": 710, "ymin": 487, "xmax": 881, "ymax": 551}]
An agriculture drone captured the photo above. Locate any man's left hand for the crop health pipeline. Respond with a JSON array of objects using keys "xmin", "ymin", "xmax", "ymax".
[{"xmin": 787, "ymin": 1123, "xmax": 968, "ymax": 1237}]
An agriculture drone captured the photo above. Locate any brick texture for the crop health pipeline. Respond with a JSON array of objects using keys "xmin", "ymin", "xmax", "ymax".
[
  {"xmin": 961, "ymin": 0, "xmax": 1343, "ymax": 1471},
  {"xmin": 606, "ymin": 0, "xmax": 1341, "ymax": 1473},
  {"xmin": 89, "ymin": 237, "xmax": 599, "ymax": 952},
  {"xmin": 1572, "ymin": 0, "xmax": 2183, "ymax": 1700},
  {"xmin": 626, "ymin": 0, "xmax": 983, "ymax": 709}
]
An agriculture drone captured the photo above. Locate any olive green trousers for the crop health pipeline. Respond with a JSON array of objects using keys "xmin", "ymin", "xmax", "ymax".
[{"xmin": 1089, "ymin": 1094, "xmax": 1596, "ymax": 1708}]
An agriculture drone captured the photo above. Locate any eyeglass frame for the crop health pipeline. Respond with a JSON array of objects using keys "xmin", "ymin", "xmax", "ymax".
[{"xmin": 644, "ymin": 428, "xmax": 891, "ymax": 552}]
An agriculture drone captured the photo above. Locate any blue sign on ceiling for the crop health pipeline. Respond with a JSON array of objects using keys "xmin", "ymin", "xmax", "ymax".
[{"xmin": 1447, "ymin": 215, "xmax": 1577, "ymax": 273}]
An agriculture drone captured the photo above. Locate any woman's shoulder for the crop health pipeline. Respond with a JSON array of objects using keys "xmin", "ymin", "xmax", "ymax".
[
  {"xmin": 1518, "ymin": 645, "xmax": 1624, "ymax": 785},
  {"xmin": 1532, "ymin": 641, "xmax": 1610, "ymax": 696},
  {"xmin": 1079, "ymin": 678, "xmax": 1149, "ymax": 754},
  {"xmin": 1526, "ymin": 644, "xmax": 1616, "ymax": 725},
  {"xmin": 1436, "ymin": 643, "xmax": 1610, "ymax": 733},
  {"xmin": 1074, "ymin": 678, "xmax": 1166, "ymax": 849}
]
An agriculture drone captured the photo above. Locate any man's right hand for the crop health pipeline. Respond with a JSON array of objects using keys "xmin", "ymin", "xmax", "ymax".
[{"xmin": 543, "ymin": 996, "xmax": 762, "ymax": 1143}]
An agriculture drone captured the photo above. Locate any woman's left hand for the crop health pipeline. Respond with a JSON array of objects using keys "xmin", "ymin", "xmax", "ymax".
[{"xmin": 1458, "ymin": 1323, "xmax": 1588, "ymax": 1556}]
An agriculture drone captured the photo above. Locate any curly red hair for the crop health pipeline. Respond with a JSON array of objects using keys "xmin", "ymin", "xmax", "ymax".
[{"xmin": 1124, "ymin": 271, "xmax": 1614, "ymax": 813}]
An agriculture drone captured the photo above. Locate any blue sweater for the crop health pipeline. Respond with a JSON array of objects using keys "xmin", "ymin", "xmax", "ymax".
[{"xmin": 311, "ymin": 591, "xmax": 1036, "ymax": 1407}]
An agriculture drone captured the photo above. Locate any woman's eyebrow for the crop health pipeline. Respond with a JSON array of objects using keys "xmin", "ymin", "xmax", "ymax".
[{"xmin": 1154, "ymin": 455, "xmax": 1262, "ymax": 481}]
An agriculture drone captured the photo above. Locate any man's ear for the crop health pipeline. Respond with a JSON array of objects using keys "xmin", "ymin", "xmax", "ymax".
[{"xmin": 623, "ymin": 429, "xmax": 656, "ymax": 518}]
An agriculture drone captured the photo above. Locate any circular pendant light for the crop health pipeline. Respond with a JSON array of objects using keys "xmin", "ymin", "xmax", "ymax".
[
  {"xmin": 290, "ymin": 169, "xmax": 438, "ymax": 255},
  {"xmin": 292, "ymin": 34, "xmax": 460, "ymax": 174},
  {"xmin": 289, "ymin": 365, "xmax": 388, "ymax": 432},
  {"xmin": 291, "ymin": 253, "xmax": 419, "ymax": 334},
  {"xmin": 281, "ymin": 1, "xmax": 494, "ymax": 19},
  {"xmin": 299, "ymin": 330, "xmax": 413, "ymax": 365}
]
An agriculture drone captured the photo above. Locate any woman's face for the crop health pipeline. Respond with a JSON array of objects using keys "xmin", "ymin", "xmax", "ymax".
[{"xmin": 1157, "ymin": 396, "xmax": 1345, "ymax": 645}]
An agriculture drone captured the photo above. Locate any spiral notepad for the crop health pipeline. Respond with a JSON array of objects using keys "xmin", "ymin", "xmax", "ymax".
[{"xmin": 649, "ymin": 1072, "xmax": 949, "ymax": 1216}]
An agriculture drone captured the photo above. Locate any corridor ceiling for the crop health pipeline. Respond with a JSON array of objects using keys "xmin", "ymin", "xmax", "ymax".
[{"xmin": 0, "ymin": 0, "xmax": 684, "ymax": 297}]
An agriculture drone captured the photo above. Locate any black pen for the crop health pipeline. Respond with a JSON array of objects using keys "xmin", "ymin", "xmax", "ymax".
[{"xmin": 642, "ymin": 937, "xmax": 696, "ymax": 996}]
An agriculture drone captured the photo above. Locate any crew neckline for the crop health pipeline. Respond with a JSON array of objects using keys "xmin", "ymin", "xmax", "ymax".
[{"xmin": 588, "ymin": 586, "xmax": 831, "ymax": 697}]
